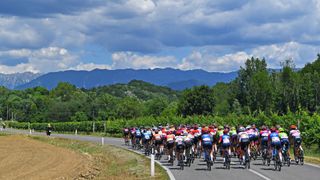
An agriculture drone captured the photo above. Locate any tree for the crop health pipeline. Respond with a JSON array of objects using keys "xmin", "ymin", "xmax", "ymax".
[
  {"xmin": 178, "ymin": 85, "xmax": 215, "ymax": 116},
  {"xmin": 236, "ymin": 57, "xmax": 271, "ymax": 112},
  {"xmin": 116, "ymin": 97, "xmax": 143, "ymax": 119},
  {"xmin": 145, "ymin": 97, "xmax": 169, "ymax": 117}
]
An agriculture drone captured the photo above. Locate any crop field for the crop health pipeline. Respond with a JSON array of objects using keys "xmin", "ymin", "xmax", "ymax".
[{"xmin": 0, "ymin": 135, "xmax": 93, "ymax": 180}]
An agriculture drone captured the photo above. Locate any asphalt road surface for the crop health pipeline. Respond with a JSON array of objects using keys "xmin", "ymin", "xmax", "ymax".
[{"xmin": 3, "ymin": 128, "xmax": 320, "ymax": 180}]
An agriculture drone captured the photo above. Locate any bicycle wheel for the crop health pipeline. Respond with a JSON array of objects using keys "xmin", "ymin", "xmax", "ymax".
[
  {"xmin": 227, "ymin": 156, "xmax": 231, "ymax": 170},
  {"xmin": 278, "ymin": 161, "xmax": 281, "ymax": 171},
  {"xmin": 207, "ymin": 160, "xmax": 211, "ymax": 171}
]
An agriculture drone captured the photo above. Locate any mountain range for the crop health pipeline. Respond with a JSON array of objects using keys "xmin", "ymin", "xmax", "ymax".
[
  {"xmin": 0, "ymin": 68, "xmax": 238, "ymax": 90},
  {"xmin": 0, "ymin": 72, "xmax": 41, "ymax": 89}
]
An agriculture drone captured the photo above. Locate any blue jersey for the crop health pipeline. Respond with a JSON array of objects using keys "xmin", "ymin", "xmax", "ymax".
[
  {"xmin": 135, "ymin": 129, "xmax": 142, "ymax": 137},
  {"xmin": 201, "ymin": 134, "xmax": 212, "ymax": 145},
  {"xmin": 221, "ymin": 134, "xmax": 231, "ymax": 145},
  {"xmin": 270, "ymin": 132, "xmax": 281, "ymax": 145},
  {"xmin": 143, "ymin": 132, "xmax": 151, "ymax": 140}
]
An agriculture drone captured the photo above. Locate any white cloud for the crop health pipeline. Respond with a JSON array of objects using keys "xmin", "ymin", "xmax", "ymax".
[
  {"xmin": 251, "ymin": 42, "xmax": 320, "ymax": 68},
  {"xmin": 0, "ymin": 47, "xmax": 78, "ymax": 73},
  {"xmin": 70, "ymin": 63, "xmax": 110, "ymax": 71},
  {"xmin": 178, "ymin": 51, "xmax": 250, "ymax": 72},
  {"xmin": 111, "ymin": 51, "xmax": 177, "ymax": 69}
]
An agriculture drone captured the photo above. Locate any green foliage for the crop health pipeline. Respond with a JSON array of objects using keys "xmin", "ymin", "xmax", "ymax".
[{"xmin": 178, "ymin": 85, "xmax": 215, "ymax": 116}]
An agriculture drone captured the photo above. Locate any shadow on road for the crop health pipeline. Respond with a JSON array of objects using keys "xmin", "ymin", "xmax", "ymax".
[{"xmin": 195, "ymin": 168, "xmax": 210, "ymax": 171}]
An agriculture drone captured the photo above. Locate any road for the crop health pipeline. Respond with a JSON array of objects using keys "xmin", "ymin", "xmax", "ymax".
[{"xmin": 3, "ymin": 128, "xmax": 320, "ymax": 180}]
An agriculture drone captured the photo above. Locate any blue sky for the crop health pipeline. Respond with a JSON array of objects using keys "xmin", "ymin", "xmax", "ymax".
[{"xmin": 0, "ymin": 0, "xmax": 319, "ymax": 73}]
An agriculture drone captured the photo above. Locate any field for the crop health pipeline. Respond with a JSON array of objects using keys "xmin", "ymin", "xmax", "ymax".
[
  {"xmin": 0, "ymin": 135, "xmax": 93, "ymax": 180},
  {"xmin": 0, "ymin": 134, "xmax": 168, "ymax": 180}
]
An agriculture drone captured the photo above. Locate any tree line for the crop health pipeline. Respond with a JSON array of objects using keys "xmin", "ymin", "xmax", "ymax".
[{"xmin": 1, "ymin": 54, "xmax": 320, "ymax": 123}]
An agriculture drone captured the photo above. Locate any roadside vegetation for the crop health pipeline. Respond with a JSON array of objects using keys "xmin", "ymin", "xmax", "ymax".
[{"xmin": 30, "ymin": 135, "xmax": 168, "ymax": 180}]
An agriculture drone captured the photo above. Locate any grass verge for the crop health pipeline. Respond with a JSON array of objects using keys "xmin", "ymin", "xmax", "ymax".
[{"xmin": 29, "ymin": 136, "xmax": 169, "ymax": 180}]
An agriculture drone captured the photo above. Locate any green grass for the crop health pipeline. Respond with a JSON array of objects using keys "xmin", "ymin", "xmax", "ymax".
[{"xmin": 29, "ymin": 136, "xmax": 169, "ymax": 180}]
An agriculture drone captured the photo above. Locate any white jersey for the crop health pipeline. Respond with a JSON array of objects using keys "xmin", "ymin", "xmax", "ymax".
[
  {"xmin": 238, "ymin": 132, "xmax": 249, "ymax": 142},
  {"xmin": 290, "ymin": 129, "xmax": 301, "ymax": 139}
]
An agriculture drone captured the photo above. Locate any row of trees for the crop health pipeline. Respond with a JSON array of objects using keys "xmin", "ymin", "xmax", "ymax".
[
  {"xmin": 0, "ymin": 80, "xmax": 178, "ymax": 122},
  {"xmin": 179, "ymin": 54, "xmax": 320, "ymax": 117},
  {"xmin": 1, "ymin": 54, "xmax": 320, "ymax": 123}
]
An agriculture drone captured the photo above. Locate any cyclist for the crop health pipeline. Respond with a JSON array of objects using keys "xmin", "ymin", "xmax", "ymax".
[
  {"xmin": 166, "ymin": 131, "xmax": 175, "ymax": 163},
  {"xmin": 260, "ymin": 125, "xmax": 270, "ymax": 163},
  {"xmin": 184, "ymin": 129, "xmax": 194, "ymax": 164},
  {"xmin": 238, "ymin": 127, "xmax": 250, "ymax": 165},
  {"xmin": 130, "ymin": 127, "xmax": 136, "ymax": 147},
  {"xmin": 220, "ymin": 129, "xmax": 231, "ymax": 166},
  {"xmin": 160, "ymin": 127, "xmax": 167, "ymax": 154},
  {"xmin": 142, "ymin": 129, "xmax": 151, "ymax": 154},
  {"xmin": 192, "ymin": 125, "xmax": 201, "ymax": 157},
  {"xmin": 123, "ymin": 127, "xmax": 130, "ymax": 145},
  {"xmin": 289, "ymin": 125, "xmax": 304, "ymax": 163},
  {"xmin": 135, "ymin": 128, "xmax": 142, "ymax": 149},
  {"xmin": 153, "ymin": 129, "xmax": 163, "ymax": 155},
  {"xmin": 201, "ymin": 128, "xmax": 213, "ymax": 164},
  {"xmin": 175, "ymin": 130, "xmax": 186, "ymax": 166},
  {"xmin": 279, "ymin": 127, "xmax": 290, "ymax": 163},
  {"xmin": 229, "ymin": 127, "xmax": 238, "ymax": 156},
  {"xmin": 269, "ymin": 127, "xmax": 282, "ymax": 163},
  {"xmin": 217, "ymin": 125, "xmax": 224, "ymax": 155}
]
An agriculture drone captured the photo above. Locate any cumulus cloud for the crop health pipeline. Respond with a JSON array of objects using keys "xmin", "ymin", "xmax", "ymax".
[
  {"xmin": 0, "ymin": 47, "xmax": 78, "ymax": 73},
  {"xmin": 111, "ymin": 52, "xmax": 177, "ymax": 69},
  {"xmin": 178, "ymin": 51, "xmax": 250, "ymax": 72},
  {"xmin": 70, "ymin": 63, "xmax": 110, "ymax": 71},
  {"xmin": 251, "ymin": 42, "xmax": 320, "ymax": 68},
  {"xmin": 0, "ymin": 1, "xmax": 320, "ymax": 73},
  {"xmin": 178, "ymin": 42, "xmax": 320, "ymax": 71}
]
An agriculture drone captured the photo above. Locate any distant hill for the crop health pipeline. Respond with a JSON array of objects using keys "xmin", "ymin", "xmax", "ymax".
[
  {"xmin": 0, "ymin": 72, "xmax": 41, "ymax": 89},
  {"xmin": 92, "ymin": 80, "xmax": 180, "ymax": 101},
  {"xmin": 16, "ymin": 68, "xmax": 238, "ymax": 90}
]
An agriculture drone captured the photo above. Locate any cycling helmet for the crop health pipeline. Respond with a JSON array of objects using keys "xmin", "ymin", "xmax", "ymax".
[
  {"xmin": 270, "ymin": 127, "xmax": 276, "ymax": 132},
  {"xmin": 239, "ymin": 127, "xmax": 245, "ymax": 132},
  {"xmin": 261, "ymin": 125, "xmax": 267, "ymax": 130},
  {"xmin": 231, "ymin": 127, "xmax": 236, "ymax": 131},
  {"xmin": 202, "ymin": 129, "xmax": 208, "ymax": 134},
  {"xmin": 155, "ymin": 129, "xmax": 159, "ymax": 134},
  {"xmin": 290, "ymin": 125, "xmax": 297, "ymax": 130},
  {"xmin": 176, "ymin": 130, "xmax": 182, "ymax": 136},
  {"xmin": 278, "ymin": 128, "xmax": 284, "ymax": 132},
  {"xmin": 246, "ymin": 125, "xmax": 251, "ymax": 130},
  {"xmin": 223, "ymin": 129, "xmax": 229, "ymax": 134},
  {"xmin": 218, "ymin": 125, "xmax": 223, "ymax": 130}
]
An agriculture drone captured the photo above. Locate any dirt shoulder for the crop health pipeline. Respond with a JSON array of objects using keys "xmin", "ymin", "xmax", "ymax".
[
  {"xmin": 0, "ymin": 135, "xmax": 93, "ymax": 180},
  {"xmin": 30, "ymin": 135, "xmax": 168, "ymax": 180}
]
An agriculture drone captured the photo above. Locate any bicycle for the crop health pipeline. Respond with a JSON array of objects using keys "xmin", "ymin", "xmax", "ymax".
[
  {"xmin": 124, "ymin": 135, "xmax": 130, "ymax": 146},
  {"xmin": 282, "ymin": 143, "xmax": 290, "ymax": 167},
  {"xmin": 261, "ymin": 144, "xmax": 270, "ymax": 166},
  {"xmin": 250, "ymin": 142, "xmax": 258, "ymax": 161},
  {"xmin": 178, "ymin": 153, "xmax": 184, "ymax": 170},
  {"xmin": 295, "ymin": 145, "xmax": 304, "ymax": 165},
  {"xmin": 224, "ymin": 148, "xmax": 231, "ymax": 170},
  {"xmin": 272, "ymin": 148, "xmax": 282, "ymax": 171},
  {"xmin": 203, "ymin": 145, "xmax": 212, "ymax": 171},
  {"xmin": 155, "ymin": 143, "xmax": 162, "ymax": 160},
  {"xmin": 243, "ymin": 145, "xmax": 250, "ymax": 169},
  {"xmin": 185, "ymin": 143, "xmax": 192, "ymax": 167}
]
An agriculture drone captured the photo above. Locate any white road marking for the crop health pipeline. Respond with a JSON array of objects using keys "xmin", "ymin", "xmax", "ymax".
[{"xmin": 249, "ymin": 169, "xmax": 272, "ymax": 180}]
